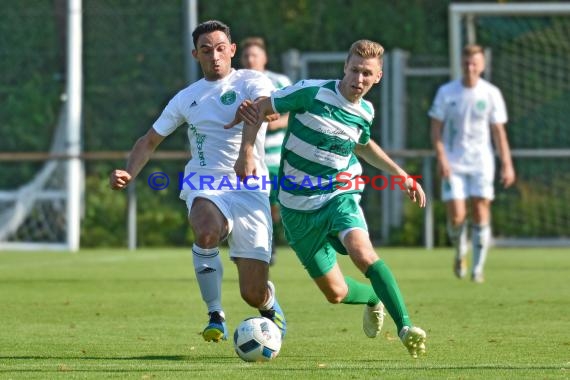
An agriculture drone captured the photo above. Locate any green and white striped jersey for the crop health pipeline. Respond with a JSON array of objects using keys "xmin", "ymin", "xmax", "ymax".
[
  {"xmin": 264, "ymin": 70, "xmax": 292, "ymax": 169},
  {"xmin": 271, "ymin": 79, "xmax": 374, "ymax": 211}
]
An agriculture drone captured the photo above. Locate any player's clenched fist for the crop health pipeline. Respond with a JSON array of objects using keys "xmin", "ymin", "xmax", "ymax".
[{"xmin": 110, "ymin": 169, "xmax": 132, "ymax": 190}]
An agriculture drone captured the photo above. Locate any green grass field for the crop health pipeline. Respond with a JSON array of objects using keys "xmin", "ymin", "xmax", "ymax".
[{"xmin": 0, "ymin": 247, "xmax": 568, "ymax": 379}]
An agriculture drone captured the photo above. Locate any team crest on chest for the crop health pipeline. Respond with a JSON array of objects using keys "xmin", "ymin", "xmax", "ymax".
[
  {"xmin": 475, "ymin": 100, "xmax": 486, "ymax": 111},
  {"xmin": 220, "ymin": 90, "xmax": 237, "ymax": 105}
]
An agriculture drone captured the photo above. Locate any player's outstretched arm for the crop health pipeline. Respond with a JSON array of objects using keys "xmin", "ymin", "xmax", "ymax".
[
  {"xmin": 109, "ymin": 128, "xmax": 165, "ymax": 190},
  {"xmin": 225, "ymin": 97, "xmax": 277, "ymax": 180},
  {"xmin": 354, "ymin": 140, "xmax": 426, "ymax": 207},
  {"xmin": 223, "ymin": 98, "xmax": 278, "ymax": 130}
]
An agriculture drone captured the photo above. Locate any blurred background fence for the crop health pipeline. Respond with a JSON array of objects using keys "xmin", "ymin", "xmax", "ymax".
[{"xmin": 1, "ymin": 0, "xmax": 568, "ymax": 249}]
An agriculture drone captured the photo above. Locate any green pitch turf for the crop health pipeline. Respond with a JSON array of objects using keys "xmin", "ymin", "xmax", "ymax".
[{"xmin": 0, "ymin": 247, "xmax": 568, "ymax": 379}]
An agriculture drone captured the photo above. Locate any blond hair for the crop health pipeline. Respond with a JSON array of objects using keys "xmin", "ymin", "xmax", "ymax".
[
  {"xmin": 347, "ymin": 39, "xmax": 384, "ymax": 64},
  {"xmin": 462, "ymin": 44, "xmax": 485, "ymax": 58},
  {"xmin": 240, "ymin": 37, "xmax": 266, "ymax": 52}
]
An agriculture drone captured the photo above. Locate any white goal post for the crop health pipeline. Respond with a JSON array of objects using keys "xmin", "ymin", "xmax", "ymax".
[
  {"xmin": 0, "ymin": 0, "xmax": 83, "ymax": 251},
  {"xmin": 449, "ymin": 3, "xmax": 570, "ymax": 79}
]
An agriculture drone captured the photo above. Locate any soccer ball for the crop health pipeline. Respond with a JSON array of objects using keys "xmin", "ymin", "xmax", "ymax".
[{"xmin": 233, "ymin": 316, "xmax": 282, "ymax": 362}]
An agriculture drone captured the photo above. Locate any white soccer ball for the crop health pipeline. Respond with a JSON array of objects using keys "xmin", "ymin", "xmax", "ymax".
[{"xmin": 233, "ymin": 316, "xmax": 282, "ymax": 362}]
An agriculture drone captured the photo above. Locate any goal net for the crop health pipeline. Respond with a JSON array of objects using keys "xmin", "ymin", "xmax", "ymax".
[
  {"xmin": 449, "ymin": 3, "xmax": 570, "ymax": 245},
  {"xmin": 0, "ymin": 0, "xmax": 83, "ymax": 251}
]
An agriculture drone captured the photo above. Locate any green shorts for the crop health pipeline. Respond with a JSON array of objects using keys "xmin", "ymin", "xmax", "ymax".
[
  {"xmin": 280, "ymin": 193, "xmax": 368, "ymax": 278},
  {"xmin": 267, "ymin": 166, "xmax": 279, "ymax": 205}
]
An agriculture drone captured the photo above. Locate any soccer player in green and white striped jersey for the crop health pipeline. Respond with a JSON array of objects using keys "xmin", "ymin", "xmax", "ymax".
[
  {"xmin": 228, "ymin": 39, "xmax": 427, "ymax": 358},
  {"xmin": 241, "ymin": 37, "xmax": 292, "ymax": 265}
]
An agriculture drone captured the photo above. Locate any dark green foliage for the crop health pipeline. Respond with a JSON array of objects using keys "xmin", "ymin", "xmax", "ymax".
[
  {"xmin": 0, "ymin": 2, "xmax": 62, "ymax": 187},
  {"xmin": 201, "ymin": 0, "xmax": 449, "ymax": 72},
  {"xmin": 81, "ymin": 168, "xmax": 128, "ymax": 247}
]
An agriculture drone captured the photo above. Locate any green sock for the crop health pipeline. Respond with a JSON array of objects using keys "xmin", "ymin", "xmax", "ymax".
[
  {"xmin": 365, "ymin": 260, "xmax": 412, "ymax": 333},
  {"xmin": 341, "ymin": 276, "xmax": 379, "ymax": 306}
]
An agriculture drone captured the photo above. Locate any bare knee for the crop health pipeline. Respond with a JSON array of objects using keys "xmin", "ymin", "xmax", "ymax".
[
  {"xmin": 193, "ymin": 230, "xmax": 222, "ymax": 248},
  {"xmin": 325, "ymin": 293, "xmax": 344, "ymax": 304},
  {"xmin": 189, "ymin": 198, "xmax": 227, "ymax": 248},
  {"xmin": 446, "ymin": 200, "xmax": 467, "ymax": 226},
  {"xmin": 449, "ymin": 215, "xmax": 466, "ymax": 227},
  {"xmin": 322, "ymin": 284, "xmax": 348, "ymax": 304}
]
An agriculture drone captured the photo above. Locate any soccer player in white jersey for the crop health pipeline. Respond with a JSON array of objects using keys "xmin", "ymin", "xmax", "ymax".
[
  {"xmin": 429, "ymin": 44, "xmax": 516, "ymax": 283},
  {"xmin": 228, "ymin": 39, "xmax": 427, "ymax": 358},
  {"xmin": 109, "ymin": 20, "xmax": 286, "ymax": 343},
  {"xmin": 240, "ymin": 37, "xmax": 292, "ymax": 265}
]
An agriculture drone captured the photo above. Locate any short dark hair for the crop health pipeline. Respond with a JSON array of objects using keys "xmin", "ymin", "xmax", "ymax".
[{"xmin": 192, "ymin": 20, "xmax": 231, "ymax": 48}]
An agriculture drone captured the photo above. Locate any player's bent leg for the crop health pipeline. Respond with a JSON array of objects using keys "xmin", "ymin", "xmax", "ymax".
[
  {"xmin": 234, "ymin": 257, "xmax": 287, "ymax": 338},
  {"xmin": 399, "ymin": 326, "xmax": 427, "ymax": 358},
  {"xmin": 203, "ymin": 310, "xmax": 227, "ymax": 342}
]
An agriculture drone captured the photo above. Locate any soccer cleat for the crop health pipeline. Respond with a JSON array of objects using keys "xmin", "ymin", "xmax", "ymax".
[
  {"xmin": 202, "ymin": 311, "xmax": 227, "ymax": 342},
  {"xmin": 363, "ymin": 303, "xmax": 385, "ymax": 338},
  {"xmin": 454, "ymin": 257, "xmax": 467, "ymax": 279},
  {"xmin": 472, "ymin": 272, "xmax": 485, "ymax": 284},
  {"xmin": 399, "ymin": 326, "xmax": 427, "ymax": 358},
  {"xmin": 259, "ymin": 281, "xmax": 287, "ymax": 338}
]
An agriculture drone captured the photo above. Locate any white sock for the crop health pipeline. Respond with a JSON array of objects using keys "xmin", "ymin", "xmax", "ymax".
[
  {"xmin": 447, "ymin": 221, "xmax": 468, "ymax": 259},
  {"xmin": 472, "ymin": 224, "xmax": 491, "ymax": 276},
  {"xmin": 258, "ymin": 281, "xmax": 275, "ymax": 311},
  {"xmin": 192, "ymin": 244, "xmax": 223, "ymax": 314}
]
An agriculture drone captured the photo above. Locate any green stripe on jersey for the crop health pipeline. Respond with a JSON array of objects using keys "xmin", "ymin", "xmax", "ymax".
[
  {"xmin": 283, "ymin": 148, "xmax": 342, "ymax": 177},
  {"xmin": 266, "ymin": 145, "xmax": 282, "ymax": 155},
  {"xmin": 290, "ymin": 119, "xmax": 354, "ymax": 157},
  {"xmin": 311, "ymin": 99, "xmax": 371, "ymax": 133}
]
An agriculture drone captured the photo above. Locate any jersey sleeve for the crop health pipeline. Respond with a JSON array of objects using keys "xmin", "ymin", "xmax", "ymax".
[
  {"xmin": 490, "ymin": 87, "xmax": 508, "ymax": 125},
  {"xmin": 358, "ymin": 121, "xmax": 372, "ymax": 145},
  {"xmin": 428, "ymin": 87, "xmax": 446, "ymax": 121},
  {"xmin": 152, "ymin": 92, "xmax": 185, "ymax": 136},
  {"xmin": 275, "ymin": 73, "xmax": 292, "ymax": 88},
  {"xmin": 271, "ymin": 81, "xmax": 319, "ymax": 115},
  {"xmin": 246, "ymin": 71, "xmax": 275, "ymax": 100}
]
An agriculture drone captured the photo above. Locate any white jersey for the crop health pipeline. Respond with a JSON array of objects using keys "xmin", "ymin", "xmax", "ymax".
[
  {"xmin": 153, "ymin": 69, "xmax": 275, "ymax": 198},
  {"xmin": 264, "ymin": 70, "xmax": 292, "ymax": 90},
  {"xmin": 428, "ymin": 78, "xmax": 507, "ymax": 174}
]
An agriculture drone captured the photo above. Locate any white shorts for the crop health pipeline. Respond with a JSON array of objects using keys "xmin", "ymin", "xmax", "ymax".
[
  {"xmin": 441, "ymin": 171, "xmax": 495, "ymax": 201},
  {"xmin": 185, "ymin": 190, "xmax": 272, "ymax": 263}
]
